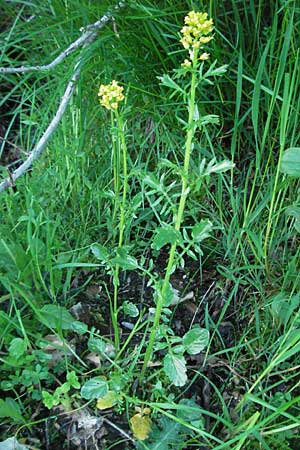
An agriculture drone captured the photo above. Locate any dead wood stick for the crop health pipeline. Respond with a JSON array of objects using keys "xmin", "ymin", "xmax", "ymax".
[
  {"xmin": 0, "ymin": 2, "xmax": 126, "ymax": 193},
  {"xmin": 0, "ymin": 2, "xmax": 125, "ymax": 74}
]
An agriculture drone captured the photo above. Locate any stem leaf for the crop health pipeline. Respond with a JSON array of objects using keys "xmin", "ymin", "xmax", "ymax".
[
  {"xmin": 81, "ymin": 377, "xmax": 108, "ymax": 400},
  {"xmin": 152, "ymin": 226, "xmax": 182, "ymax": 250},
  {"xmin": 280, "ymin": 147, "xmax": 300, "ymax": 177},
  {"xmin": 192, "ymin": 219, "xmax": 213, "ymax": 243},
  {"xmin": 163, "ymin": 353, "xmax": 187, "ymax": 386},
  {"xmin": 183, "ymin": 326, "xmax": 209, "ymax": 355}
]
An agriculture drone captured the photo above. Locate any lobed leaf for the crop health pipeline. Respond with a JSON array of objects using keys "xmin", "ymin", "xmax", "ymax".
[
  {"xmin": 80, "ymin": 377, "xmax": 108, "ymax": 400},
  {"xmin": 163, "ymin": 353, "xmax": 187, "ymax": 386},
  {"xmin": 183, "ymin": 326, "xmax": 209, "ymax": 355}
]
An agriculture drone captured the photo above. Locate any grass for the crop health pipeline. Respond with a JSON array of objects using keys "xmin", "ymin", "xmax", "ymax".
[{"xmin": 1, "ymin": 0, "xmax": 300, "ymax": 449}]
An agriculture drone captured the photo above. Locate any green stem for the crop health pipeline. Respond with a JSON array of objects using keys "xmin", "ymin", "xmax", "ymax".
[
  {"xmin": 141, "ymin": 53, "xmax": 198, "ymax": 378},
  {"xmin": 116, "ymin": 111, "xmax": 128, "ymax": 248},
  {"xmin": 112, "ymin": 110, "xmax": 120, "ymax": 224},
  {"xmin": 112, "ymin": 111, "xmax": 128, "ymax": 350}
]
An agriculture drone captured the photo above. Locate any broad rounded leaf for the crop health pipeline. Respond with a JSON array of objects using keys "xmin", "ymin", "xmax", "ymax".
[
  {"xmin": 111, "ymin": 247, "xmax": 139, "ymax": 270},
  {"xmin": 183, "ymin": 326, "xmax": 209, "ymax": 355},
  {"xmin": 81, "ymin": 377, "xmax": 108, "ymax": 400},
  {"xmin": 122, "ymin": 301, "xmax": 139, "ymax": 317},
  {"xmin": 39, "ymin": 305, "xmax": 74, "ymax": 330},
  {"xmin": 154, "ymin": 281, "xmax": 177, "ymax": 307},
  {"xmin": 8, "ymin": 338, "xmax": 27, "ymax": 360},
  {"xmin": 285, "ymin": 205, "xmax": 300, "ymax": 233},
  {"xmin": 0, "ymin": 398, "xmax": 25, "ymax": 423},
  {"xmin": 280, "ymin": 147, "xmax": 300, "ymax": 177},
  {"xmin": 91, "ymin": 243, "xmax": 109, "ymax": 262},
  {"xmin": 178, "ymin": 398, "xmax": 205, "ymax": 429},
  {"xmin": 0, "ymin": 438, "xmax": 28, "ymax": 450},
  {"xmin": 71, "ymin": 321, "xmax": 88, "ymax": 335},
  {"xmin": 88, "ymin": 336, "xmax": 106, "ymax": 354},
  {"xmin": 163, "ymin": 353, "xmax": 187, "ymax": 386}
]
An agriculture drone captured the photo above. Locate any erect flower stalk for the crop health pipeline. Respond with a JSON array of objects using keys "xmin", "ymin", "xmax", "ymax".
[
  {"xmin": 141, "ymin": 11, "xmax": 214, "ymax": 377},
  {"xmin": 99, "ymin": 81, "xmax": 126, "ymax": 349}
]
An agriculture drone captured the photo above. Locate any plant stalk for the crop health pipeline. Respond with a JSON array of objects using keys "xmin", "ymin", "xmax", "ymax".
[
  {"xmin": 141, "ymin": 53, "xmax": 199, "ymax": 377},
  {"xmin": 112, "ymin": 111, "xmax": 128, "ymax": 350}
]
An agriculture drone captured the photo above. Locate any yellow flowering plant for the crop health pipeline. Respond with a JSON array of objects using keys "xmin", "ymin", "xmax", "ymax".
[
  {"xmin": 97, "ymin": 80, "xmax": 127, "ymax": 350},
  {"xmin": 140, "ymin": 11, "xmax": 232, "ymax": 380},
  {"xmin": 91, "ymin": 11, "xmax": 232, "ymax": 390}
]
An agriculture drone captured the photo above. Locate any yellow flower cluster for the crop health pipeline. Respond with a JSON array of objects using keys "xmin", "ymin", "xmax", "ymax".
[
  {"xmin": 180, "ymin": 11, "xmax": 214, "ymax": 63},
  {"xmin": 98, "ymin": 80, "xmax": 124, "ymax": 110}
]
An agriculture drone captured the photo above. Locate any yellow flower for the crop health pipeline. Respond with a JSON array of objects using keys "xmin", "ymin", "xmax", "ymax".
[
  {"xmin": 199, "ymin": 52, "xmax": 210, "ymax": 60},
  {"xmin": 98, "ymin": 80, "xmax": 124, "ymax": 110},
  {"xmin": 180, "ymin": 11, "xmax": 214, "ymax": 57},
  {"xmin": 181, "ymin": 58, "xmax": 192, "ymax": 68}
]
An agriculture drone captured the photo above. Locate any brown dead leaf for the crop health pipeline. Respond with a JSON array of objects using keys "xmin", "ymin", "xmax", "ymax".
[{"xmin": 85, "ymin": 352, "xmax": 101, "ymax": 367}]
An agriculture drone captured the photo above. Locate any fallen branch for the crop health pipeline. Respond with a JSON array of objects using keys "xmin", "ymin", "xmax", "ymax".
[
  {"xmin": 0, "ymin": 2, "xmax": 125, "ymax": 74},
  {"xmin": 0, "ymin": 1, "xmax": 126, "ymax": 193},
  {"xmin": 0, "ymin": 65, "xmax": 81, "ymax": 193}
]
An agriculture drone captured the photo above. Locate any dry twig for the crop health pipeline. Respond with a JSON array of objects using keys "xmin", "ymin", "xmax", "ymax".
[{"xmin": 0, "ymin": 1, "xmax": 126, "ymax": 193}]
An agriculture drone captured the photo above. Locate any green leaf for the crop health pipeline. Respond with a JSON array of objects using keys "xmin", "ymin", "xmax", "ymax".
[
  {"xmin": 183, "ymin": 326, "xmax": 209, "ymax": 355},
  {"xmin": 152, "ymin": 227, "xmax": 182, "ymax": 251},
  {"xmin": 285, "ymin": 205, "xmax": 300, "ymax": 233},
  {"xmin": 163, "ymin": 353, "xmax": 187, "ymax": 386},
  {"xmin": 178, "ymin": 398, "xmax": 204, "ymax": 429},
  {"xmin": 39, "ymin": 305, "xmax": 74, "ymax": 330},
  {"xmin": 172, "ymin": 345, "xmax": 185, "ymax": 354},
  {"xmin": 137, "ymin": 413, "xmax": 187, "ymax": 450},
  {"xmin": 154, "ymin": 281, "xmax": 177, "ymax": 307},
  {"xmin": 0, "ymin": 398, "xmax": 25, "ymax": 423},
  {"xmin": 88, "ymin": 336, "xmax": 106, "ymax": 354},
  {"xmin": 42, "ymin": 391, "xmax": 56, "ymax": 409},
  {"xmin": 136, "ymin": 399, "xmax": 204, "ymax": 450},
  {"xmin": 205, "ymin": 159, "xmax": 235, "ymax": 174},
  {"xmin": 81, "ymin": 377, "xmax": 108, "ymax": 400},
  {"xmin": 8, "ymin": 338, "xmax": 27, "ymax": 360},
  {"xmin": 196, "ymin": 114, "xmax": 220, "ymax": 127},
  {"xmin": 122, "ymin": 301, "xmax": 139, "ymax": 317},
  {"xmin": 204, "ymin": 63, "xmax": 228, "ymax": 80},
  {"xmin": 285, "ymin": 205, "xmax": 300, "ymax": 219},
  {"xmin": 280, "ymin": 147, "xmax": 300, "ymax": 177},
  {"xmin": 111, "ymin": 247, "xmax": 139, "ymax": 270},
  {"xmin": 66, "ymin": 371, "xmax": 80, "ymax": 389},
  {"xmin": 143, "ymin": 173, "xmax": 163, "ymax": 192},
  {"xmin": 71, "ymin": 321, "xmax": 88, "ymax": 335},
  {"xmin": 192, "ymin": 220, "xmax": 213, "ymax": 243},
  {"xmin": 0, "ymin": 437, "xmax": 28, "ymax": 450},
  {"xmin": 158, "ymin": 74, "xmax": 185, "ymax": 95},
  {"xmin": 91, "ymin": 243, "xmax": 109, "ymax": 263}
]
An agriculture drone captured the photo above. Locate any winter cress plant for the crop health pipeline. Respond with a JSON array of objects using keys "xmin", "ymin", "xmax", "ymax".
[
  {"xmin": 88, "ymin": 10, "xmax": 233, "ymax": 441},
  {"xmin": 140, "ymin": 10, "xmax": 232, "ymax": 377},
  {"xmin": 97, "ymin": 80, "xmax": 126, "ymax": 350},
  {"xmin": 1, "ymin": 2, "xmax": 300, "ymax": 449}
]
